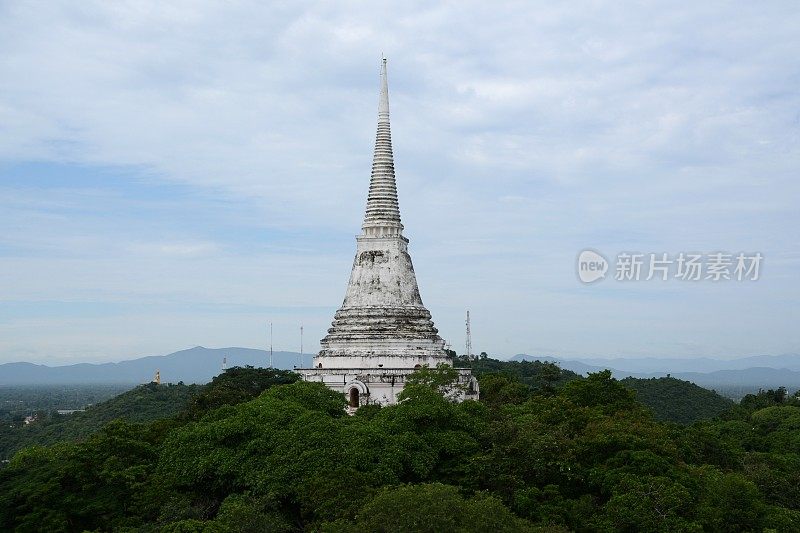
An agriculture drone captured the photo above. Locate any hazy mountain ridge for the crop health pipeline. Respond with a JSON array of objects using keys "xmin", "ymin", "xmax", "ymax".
[
  {"xmin": 512, "ymin": 354, "xmax": 800, "ymax": 392},
  {"xmin": 3, "ymin": 348, "xmax": 799, "ymax": 389},
  {"xmin": 563, "ymin": 353, "xmax": 800, "ymax": 373},
  {"xmin": 0, "ymin": 347, "xmax": 302, "ymax": 385}
]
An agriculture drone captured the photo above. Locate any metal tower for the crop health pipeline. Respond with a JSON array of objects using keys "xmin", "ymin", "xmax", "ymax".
[{"xmin": 465, "ymin": 310, "xmax": 473, "ymax": 360}]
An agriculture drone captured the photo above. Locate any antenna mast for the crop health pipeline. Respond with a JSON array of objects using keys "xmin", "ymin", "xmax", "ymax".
[
  {"xmin": 465, "ymin": 310, "xmax": 472, "ymax": 360},
  {"xmin": 300, "ymin": 324, "xmax": 304, "ymax": 368},
  {"xmin": 269, "ymin": 322, "xmax": 273, "ymax": 369}
]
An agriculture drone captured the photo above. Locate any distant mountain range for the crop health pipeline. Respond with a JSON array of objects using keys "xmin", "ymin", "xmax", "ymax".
[
  {"xmin": 3, "ymin": 347, "xmax": 799, "ymax": 392},
  {"xmin": 0, "ymin": 347, "xmax": 302, "ymax": 385},
  {"xmin": 511, "ymin": 354, "xmax": 800, "ymax": 391}
]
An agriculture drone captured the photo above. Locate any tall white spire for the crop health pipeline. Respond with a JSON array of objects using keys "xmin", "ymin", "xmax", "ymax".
[
  {"xmin": 317, "ymin": 56, "xmax": 446, "ymax": 362},
  {"xmin": 300, "ymin": 58, "xmax": 479, "ymax": 408},
  {"xmin": 362, "ymin": 56, "xmax": 402, "ymax": 235}
]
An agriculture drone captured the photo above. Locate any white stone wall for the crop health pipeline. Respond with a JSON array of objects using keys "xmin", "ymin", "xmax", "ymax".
[
  {"xmin": 312, "ymin": 353, "xmax": 451, "ymax": 370},
  {"xmin": 342, "ymin": 235, "xmax": 422, "ymax": 308},
  {"xmin": 300, "ymin": 367, "xmax": 480, "ymax": 411}
]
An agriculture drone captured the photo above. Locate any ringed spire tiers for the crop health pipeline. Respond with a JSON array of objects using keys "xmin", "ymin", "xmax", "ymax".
[{"xmin": 362, "ymin": 57, "xmax": 403, "ymax": 237}]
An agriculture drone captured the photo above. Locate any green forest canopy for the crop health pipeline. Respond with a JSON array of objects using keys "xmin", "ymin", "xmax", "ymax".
[
  {"xmin": 1, "ymin": 362, "xmax": 799, "ymax": 532},
  {"xmin": 620, "ymin": 376, "xmax": 734, "ymax": 424}
]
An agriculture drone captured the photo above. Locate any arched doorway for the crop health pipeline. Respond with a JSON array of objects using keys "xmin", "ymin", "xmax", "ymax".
[{"xmin": 349, "ymin": 388, "xmax": 359, "ymax": 408}]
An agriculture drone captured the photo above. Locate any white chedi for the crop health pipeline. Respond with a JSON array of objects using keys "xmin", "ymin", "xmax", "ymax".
[{"xmin": 299, "ymin": 58, "xmax": 478, "ymax": 409}]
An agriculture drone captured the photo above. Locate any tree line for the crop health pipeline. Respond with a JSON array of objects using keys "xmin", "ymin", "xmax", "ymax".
[{"xmin": 0, "ymin": 363, "xmax": 799, "ymax": 531}]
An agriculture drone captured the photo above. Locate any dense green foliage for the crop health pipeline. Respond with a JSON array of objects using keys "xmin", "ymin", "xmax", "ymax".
[
  {"xmin": 181, "ymin": 366, "xmax": 300, "ymax": 420},
  {"xmin": 620, "ymin": 377, "xmax": 734, "ymax": 424},
  {"xmin": 456, "ymin": 355, "xmax": 580, "ymax": 394},
  {"xmin": 1, "ymin": 365, "xmax": 799, "ymax": 531},
  {"xmin": 458, "ymin": 356, "xmax": 734, "ymax": 425}
]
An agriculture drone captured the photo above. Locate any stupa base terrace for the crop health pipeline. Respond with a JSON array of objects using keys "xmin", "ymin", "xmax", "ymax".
[{"xmin": 299, "ymin": 366, "xmax": 479, "ymax": 412}]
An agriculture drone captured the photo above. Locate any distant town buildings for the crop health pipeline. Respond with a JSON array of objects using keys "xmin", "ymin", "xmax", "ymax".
[{"xmin": 56, "ymin": 409, "xmax": 84, "ymax": 415}]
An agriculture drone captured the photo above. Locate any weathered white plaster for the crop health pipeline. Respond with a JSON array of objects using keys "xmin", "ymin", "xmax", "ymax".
[
  {"xmin": 299, "ymin": 58, "xmax": 478, "ymax": 408},
  {"xmin": 302, "ymin": 367, "xmax": 479, "ymax": 412}
]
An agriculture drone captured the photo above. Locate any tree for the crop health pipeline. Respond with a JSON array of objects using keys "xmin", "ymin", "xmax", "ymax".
[
  {"xmin": 477, "ymin": 373, "xmax": 530, "ymax": 406},
  {"xmin": 213, "ymin": 494, "xmax": 292, "ymax": 532},
  {"xmin": 182, "ymin": 367, "xmax": 299, "ymax": 420},
  {"xmin": 327, "ymin": 483, "xmax": 535, "ymax": 532},
  {"xmin": 401, "ymin": 363, "xmax": 467, "ymax": 403},
  {"xmin": 454, "ymin": 357, "xmax": 579, "ymax": 395},
  {"xmin": 696, "ymin": 470, "xmax": 766, "ymax": 532},
  {"xmin": 560, "ymin": 370, "xmax": 639, "ymax": 414},
  {"xmin": 0, "ymin": 420, "xmax": 160, "ymax": 531},
  {"xmin": 620, "ymin": 377, "xmax": 733, "ymax": 424},
  {"xmin": 2, "ymin": 356, "xmax": 800, "ymax": 532},
  {"xmin": 599, "ymin": 475, "xmax": 699, "ymax": 532}
]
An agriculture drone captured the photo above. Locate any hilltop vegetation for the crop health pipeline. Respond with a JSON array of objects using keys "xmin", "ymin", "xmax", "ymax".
[
  {"xmin": 620, "ymin": 377, "xmax": 734, "ymax": 424},
  {"xmin": 455, "ymin": 354, "xmax": 581, "ymax": 393},
  {"xmin": 1, "ymin": 364, "xmax": 799, "ymax": 531},
  {"xmin": 0, "ymin": 382, "xmax": 200, "ymax": 460},
  {"xmin": 459, "ymin": 356, "xmax": 734, "ymax": 424}
]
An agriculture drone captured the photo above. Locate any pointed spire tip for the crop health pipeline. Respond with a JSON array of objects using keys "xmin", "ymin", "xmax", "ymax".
[
  {"xmin": 363, "ymin": 56, "xmax": 401, "ymax": 233},
  {"xmin": 378, "ymin": 54, "xmax": 389, "ymax": 118}
]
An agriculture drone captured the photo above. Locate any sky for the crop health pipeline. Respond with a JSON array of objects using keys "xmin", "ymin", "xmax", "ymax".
[{"xmin": 1, "ymin": 1, "xmax": 798, "ymax": 364}]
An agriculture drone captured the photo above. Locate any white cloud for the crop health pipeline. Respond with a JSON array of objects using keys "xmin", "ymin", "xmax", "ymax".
[
  {"xmin": 126, "ymin": 241, "xmax": 220, "ymax": 257},
  {"xmin": 0, "ymin": 1, "xmax": 799, "ymax": 362}
]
